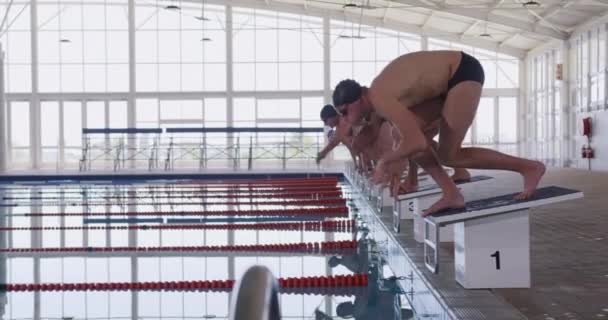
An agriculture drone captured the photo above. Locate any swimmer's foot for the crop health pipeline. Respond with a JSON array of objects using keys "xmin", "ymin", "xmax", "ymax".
[
  {"xmin": 398, "ymin": 181, "xmax": 417, "ymax": 194},
  {"xmin": 515, "ymin": 161, "xmax": 546, "ymax": 200},
  {"xmin": 422, "ymin": 193, "xmax": 465, "ymax": 217},
  {"xmin": 451, "ymin": 168, "xmax": 471, "ymax": 182}
]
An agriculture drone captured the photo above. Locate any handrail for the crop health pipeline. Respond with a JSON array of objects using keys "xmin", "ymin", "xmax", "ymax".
[
  {"xmin": 82, "ymin": 127, "xmax": 324, "ymax": 134},
  {"xmin": 229, "ymin": 265, "xmax": 281, "ymax": 320},
  {"xmin": 83, "ymin": 128, "xmax": 163, "ymax": 134},
  {"xmin": 166, "ymin": 127, "xmax": 323, "ymax": 133}
]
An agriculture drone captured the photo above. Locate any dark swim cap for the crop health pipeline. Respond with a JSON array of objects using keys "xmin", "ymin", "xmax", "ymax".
[
  {"xmin": 320, "ymin": 104, "xmax": 337, "ymax": 121},
  {"xmin": 333, "ymin": 79, "xmax": 362, "ymax": 107}
]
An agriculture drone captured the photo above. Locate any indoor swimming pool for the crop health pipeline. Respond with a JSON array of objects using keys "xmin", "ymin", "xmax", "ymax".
[{"xmin": 0, "ymin": 175, "xmax": 433, "ymax": 320}]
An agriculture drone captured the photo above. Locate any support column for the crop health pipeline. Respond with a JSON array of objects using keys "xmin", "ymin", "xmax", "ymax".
[
  {"xmin": 30, "ymin": 0, "xmax": 41, "ymax": 169},
  {"xmin": 561, "ymin": 41, "xmax": 571, "ymax": 167},
  {"xmin": 0, "ymin": 44, "xmax": 6, "ymax": 172},
  {"xmin": 518, "ymin": 59, "xmax": 527, "ymax": 157},
  {"xmin": 323, "ymin": 15, "xmax": 331, "ymax": 103},
  {"xmin": 226, "ymin": 6, "xmax": 234, "ymax": 169},
  {"xmin": 322, "ymin": 15, "xmax": 331, "ymax": 163},
  {"xmin": 128, "ymin": 0, "xmax": 137, "ymax": 169}
]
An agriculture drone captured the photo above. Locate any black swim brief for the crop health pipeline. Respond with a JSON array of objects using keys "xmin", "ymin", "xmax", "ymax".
[{"xmin": 447, "ymin": 52, "xmax": 485, "ymax": 91}]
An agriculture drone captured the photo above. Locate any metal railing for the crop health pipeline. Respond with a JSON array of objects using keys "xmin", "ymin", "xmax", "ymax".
[
  {"xmin": 229, "ymin": 265, "xmax": 281, "ymax": 320},
  {"xmin": 78, "ymin": 127, "xmax": 325, "ymax": 172}
]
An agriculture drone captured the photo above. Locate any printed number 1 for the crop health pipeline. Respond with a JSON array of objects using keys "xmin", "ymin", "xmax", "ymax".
[{"xmin": 491, "ymin": 250, "xmax": 501, "ymax": 270}]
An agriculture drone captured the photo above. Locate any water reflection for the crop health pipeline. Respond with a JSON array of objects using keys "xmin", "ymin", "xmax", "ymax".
[
  {"xmin": 0, "ymin": 180, "xmax": 416, "ymax": 320},
  {"xmin": 315, "ymin": 238, "xmax": 414, "ymax": 320}
]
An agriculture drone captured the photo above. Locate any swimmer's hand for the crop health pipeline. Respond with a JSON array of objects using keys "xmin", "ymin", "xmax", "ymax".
[
  {"xmin": 315, "ymin": 152, "xmax": 324, "ymax": 164},
  {"xmin": 370, "ymin": 159, "xmax": 390, "ymax": 185}
]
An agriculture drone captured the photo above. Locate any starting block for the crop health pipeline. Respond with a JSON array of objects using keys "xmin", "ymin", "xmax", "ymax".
[
  {"xmin": 392, "ymin": 176, "xmax": 492, "ymax": 236},
  {"xmin": 374, "ymin": 176, "xmax": 430, "ymax": 215},
  {"xmin": 423, "ymin": 186, "xmax": 583, "ymax": 289}
]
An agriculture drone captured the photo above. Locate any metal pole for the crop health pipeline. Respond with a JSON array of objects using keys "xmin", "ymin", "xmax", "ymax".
[
  {"xmin": 226, "ymin": 6, "xmax": 234, "ymax": 170},
  {"xmin": 282, "ymin": 135, "xmax": 287, "ymax": 170},
  {"xmin": 127, "ymin": 0, "xmax": 137, "ymax": 170},
  {"xmin": 30, "ymin": 0, "xmax": 40, "ymax": 169},
  {"xmin": 0, "ymin": 44, "xmax": 6, "ymax": 172},
  {"xmin": 248, "ymin": 136, "xmax": 253, "ymax": 170},
  {"xmin": 234, "ymin": 136, "xmax": 239, "ymax": 170}
]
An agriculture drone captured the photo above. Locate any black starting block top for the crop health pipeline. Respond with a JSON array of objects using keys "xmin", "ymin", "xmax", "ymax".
[
  {"xmin": 396, "ymin": 175, "xmax": 493, "ymax": 200},
  {"xmin": 426, "ymin": 186, "xmax": 583, "ymax": 225}
]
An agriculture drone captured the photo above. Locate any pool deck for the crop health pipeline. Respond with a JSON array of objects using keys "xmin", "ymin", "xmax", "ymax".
[{"xmin": 368, "ymin": 168, "xmax": 608, "ymax": 320}]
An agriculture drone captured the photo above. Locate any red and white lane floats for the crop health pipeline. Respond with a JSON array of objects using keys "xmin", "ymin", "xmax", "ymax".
[
  {"xmin": 0, "ymin": 274, "xmax": 368, "ymax": 293},
  {"xmin": 25, "ymin": 207, "xmax": 350, "ymax": 217},
  {"xmin": 1, "ymin": 240, "xmax": 358, "ymax": 254},
  {"xmin": 68, "ymin": 196, "xmax": 347, "ymax": 206},
  {"xmin": 9, "ymin": 177, "xmax": 340, "ymax": 193},
  {"xmin": 0, "ymin": 219, "xmax": 356, "ymax": 232}
]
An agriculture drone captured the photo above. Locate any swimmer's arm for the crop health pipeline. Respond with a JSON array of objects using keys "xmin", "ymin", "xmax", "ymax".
[
  {"xmin": 348, "ymin": 148, "xmax": 358, "ymax": 167},
  {"xmin": 317, "ymin": 136, "xmax": 341, "ymax": 160},
  {"xmin": 369, "ymin": 91, "xmax": 428, "ymax": 163},
  {"xmin": 407, "ymin": 159, "xmax": 418, "ymax": 186}
]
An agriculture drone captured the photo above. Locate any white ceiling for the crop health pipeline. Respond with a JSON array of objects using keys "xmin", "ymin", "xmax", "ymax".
[{"xmin": 260, "ymin": 0, "xmax": 608, "ymax": 57}]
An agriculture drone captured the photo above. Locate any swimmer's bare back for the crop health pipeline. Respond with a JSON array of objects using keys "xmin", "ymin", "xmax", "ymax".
[{"xmin": 371, "ymin": 51, "xmax": 461, "ymax": 108}]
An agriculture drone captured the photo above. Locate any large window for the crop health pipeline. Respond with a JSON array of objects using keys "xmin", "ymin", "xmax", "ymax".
[
  {"xmin": 136, "ymin": 3, "xmax": 226, "ymax": 92},
  {"xmin": 2, "ymin": 1, "xmax": 521, "ymax": 169},
  {"xmin": 233, "ymin": 9, "xmax": 323, "ymax": 91},
  {"xmin": 8, "ymin": 101, "xmax": 31, "ymax": 168},
  {"xmin": 331, "ymin": 23, "xmax": 421, "ymax": 87},
  {"xmin": 1, "ymin": 1, "xmax": 31, "ymax": 93},
  {"xmin": 37, "ymin": 1, "xmax": 129, "ymax": 93}
]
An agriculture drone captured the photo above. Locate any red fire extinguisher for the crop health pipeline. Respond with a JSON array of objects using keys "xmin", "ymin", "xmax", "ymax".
[
  {"xmin": 582, "ymin": 117, "xmax": 592, "ymax": 137},
  {"xmin": 582, "ymin": 117, "xmax": 593, "ymax": 170},
  {"xmin": 582, "ymin": 145, "xmax": 588, "ymax": 158},
  {"xmin": 582, "ymin": 145, "xmax": 595, "ymax": 159}
]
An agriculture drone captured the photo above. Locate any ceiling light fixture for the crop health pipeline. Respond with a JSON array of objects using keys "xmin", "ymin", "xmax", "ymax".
[
  {"xmin": 338, "ymin": 34, "xmax": 366, "ymax": 39},
  {"xmin": 165, "ymin": 1, "xmax": 180, "ymax": 10},
  {"xmin": 343, "ymin": 3, "xmax": 358, "ymax": 8},
  {"xmin": 201, "ymin": 37, "xmax": 212, "ymax": 41},
  {"xmin": 59, "ymin": 39, "xmax": 71, "ymax": 43},
  {"xmin": 522, "ymin": 0, "xmax": 541, "ymax": 8},
  {"xmin": 195, "ymin": 16, "xmax": 210, "ymax": 21}
]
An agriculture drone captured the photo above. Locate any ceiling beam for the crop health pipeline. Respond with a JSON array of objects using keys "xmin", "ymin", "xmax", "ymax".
[
  {"xmin": 499, "ymin": 33, "xmax": 519, "ymax": 47},
  {"xmin": 170, "ymin": 0, "xmax": 529, "ymax": 57},
  {"xmin": 391, "ymin": 0, "xmax": 569, "ymax": 39},
  {"xmin": 460, "ymin": 20, "xmax": 480, "ymax": 39},
  {"xmin": 502, "ymin": 0, "xmax": 575, "ymax": 48},
  {"xmin": 422, "ymin": 12, "xmax": 434, "ymax": 28}
]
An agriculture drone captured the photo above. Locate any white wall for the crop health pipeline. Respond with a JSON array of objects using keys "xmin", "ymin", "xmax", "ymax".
[{"xmin": 525, "ymin": 14, "xmax": 608, "ymax": 171}]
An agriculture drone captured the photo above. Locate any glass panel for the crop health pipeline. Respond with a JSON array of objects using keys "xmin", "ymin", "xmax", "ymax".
[
  {"xmin": 204, "ymin": 98, "xmax": 227, "ymax": 125},
  {"xmin": 41, "ymin": 101, "xmax": 60, "ymax": 147},
  {"xmin": 64, "ymin": 102, "xmax": 83, "ymax": 147},
  {"xmin": 498, "ymin": 97, "xmax": 517, "ymax": 143},
  {"xmin": 301, "ymin": 97, "xmax": 325, "ymax": 121},
  {"xmin": 234, "ymin": 98, "xmax": 255, "ymax": 122},
  {"xmin": 136, "ymin": 99, "xmax": 159, "ymax": 127},
  {"xmin": 109, "ymin": 101, "xmax": 128, "ymax": 128},
  {"xmin": 87, "ymin": 101, "xmax": 106, "ymax": 128},
  {"xmin": 257, "ymin": 99, "xmax": 299, "ymax": 120},
  {"xmin": 475, "ymin": 97, "xmax": 495, "ymax": 144},
  {"xmin": 10, "ymin": 102, "xmax": 30, "ymax": 147},
  {"xmin": 160, "ymin": 100, "xmax": 204, "ymax": 121}
]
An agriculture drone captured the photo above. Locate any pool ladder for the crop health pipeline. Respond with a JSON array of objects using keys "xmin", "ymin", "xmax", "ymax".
[{"xmin": 229, "ymin": 265, "xmax": 281, "ymax": 320}]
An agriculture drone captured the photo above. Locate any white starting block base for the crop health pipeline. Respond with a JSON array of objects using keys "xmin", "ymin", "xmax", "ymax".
[
  {"xmin": 424, "ymin": 186, "xmax": 583, "ymax": 289},
  {"xmin": 414, "ymin": 214, "xmax": 453, "ymax": 243},
  {"xmin": 454, "ymin": 209, "xmax": 530, "ymax": 289}
]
